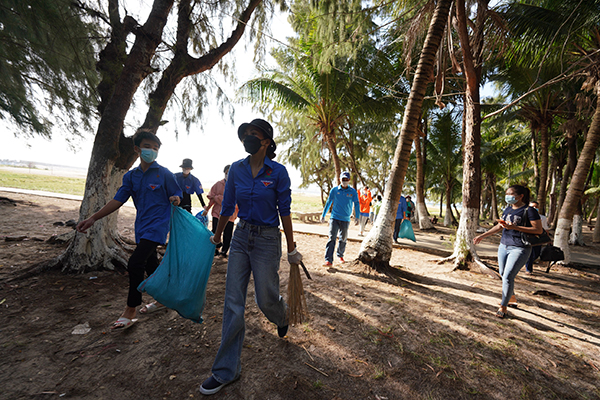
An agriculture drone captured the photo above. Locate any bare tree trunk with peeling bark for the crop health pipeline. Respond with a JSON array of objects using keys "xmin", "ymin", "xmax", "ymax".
[
  {"xmin": 569, "ymin": 202, "xmax": 585, "ymax": 245},
  {"xmin": 358, "ymin": 0, "xmax": 453, "ymax": 271},
  {"xmin": 438, "ymin": 0, "xmax": 495, "ymax": 276},
  {"xmin": 60, "ymin": 0, "xmax": 175, "ymax": 273}
]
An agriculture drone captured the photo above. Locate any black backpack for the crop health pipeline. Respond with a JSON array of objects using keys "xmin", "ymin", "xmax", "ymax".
[{"xmin": 540, "ymin": 245, "xmax": 565, "ymax": 272}]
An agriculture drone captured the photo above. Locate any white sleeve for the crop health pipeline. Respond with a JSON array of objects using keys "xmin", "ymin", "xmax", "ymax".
[{"xmin": 541, "ymin": 215, "xmax": 550, "ymax": 231}]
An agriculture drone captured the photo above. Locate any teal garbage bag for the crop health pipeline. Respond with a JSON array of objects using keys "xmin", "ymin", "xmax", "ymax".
[
  {"xmin": 398, "ymin": 219, "xmax": 416, "ymax": 242},
  {"xmin": 138, "ymin": 205, "xmax": 215, "ymax": 323}
]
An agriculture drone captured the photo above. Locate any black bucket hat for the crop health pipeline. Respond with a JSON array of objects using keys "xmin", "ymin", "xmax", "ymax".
[
  {"xmin": 180, "ymin": 158, "xmax": 193, "ymax": 169},
  {"xmin": 237, "ymin": 118, "xmax": 274, "ymax": 141}
]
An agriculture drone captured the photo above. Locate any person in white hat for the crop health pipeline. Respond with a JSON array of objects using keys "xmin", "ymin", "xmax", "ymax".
[{"xmin": 320, "ymin": 171, "xmax": 360, "ymax": 266}]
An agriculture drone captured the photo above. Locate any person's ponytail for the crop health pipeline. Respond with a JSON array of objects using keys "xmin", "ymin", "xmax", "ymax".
[
  {"xmin": 509, "ymin": 184, "xmax": 530, "ymax": 204},
  {"xmin": 267, "ymin": 140, "xmax": 277, "ymax": 160}
]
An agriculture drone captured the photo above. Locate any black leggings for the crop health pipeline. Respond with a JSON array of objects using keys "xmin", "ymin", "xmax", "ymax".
[
  {"xmin": 212, "ymin": 217, "xmax": 234, "ymax": 254},
  {"xmin": 393, "ymin": 218, "xmax": 403, "ymax": 240},
  {"xmin": 127, "ymin": 239, "xmax": 160, "ymax": 308}
]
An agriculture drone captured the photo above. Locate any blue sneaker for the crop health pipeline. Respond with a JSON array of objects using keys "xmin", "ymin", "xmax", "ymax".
[{"xmin": 199, "ymin": 376, "xmax": 228, "ymax": 395}]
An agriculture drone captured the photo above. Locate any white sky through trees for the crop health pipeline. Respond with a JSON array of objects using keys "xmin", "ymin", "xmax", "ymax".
[{"xmin": 1, "ymin": 2, "xmax": 303, "ymax": 191}]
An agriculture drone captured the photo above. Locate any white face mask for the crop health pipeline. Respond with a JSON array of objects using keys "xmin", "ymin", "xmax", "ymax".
[{"xmin": 341, "ymin": 181, "xmax": 349, "ymax": 188}]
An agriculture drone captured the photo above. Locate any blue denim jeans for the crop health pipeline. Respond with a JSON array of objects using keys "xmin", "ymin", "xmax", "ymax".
[
  {"xmin": 498, "ymin": 244, "xmax": 532, "ymax": 307},
  {"xmin": 325, "ymin": 219, "xmax": 350, "ymax": 262},
  {"xmin": 211, "ymin": 220, "xmax": 287, "ymax": 384}
]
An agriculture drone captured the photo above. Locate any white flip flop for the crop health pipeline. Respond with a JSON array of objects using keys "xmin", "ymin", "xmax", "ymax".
[
  {"xmin": 139, "ymin": 302, "xmax": 166, "ymax": 314},
  {"xmin": 111, "ymin": 317, "xmax": 138, "ymax": 330}
]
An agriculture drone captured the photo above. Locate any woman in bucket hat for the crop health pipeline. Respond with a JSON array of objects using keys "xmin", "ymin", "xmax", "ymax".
[
  {"xmin": 174, "ymin": 158, "xmax": 206, "ymax": 213},
  {"xmin": 199, "ymin": 118, "xmax": 303, "ymax": 395}
]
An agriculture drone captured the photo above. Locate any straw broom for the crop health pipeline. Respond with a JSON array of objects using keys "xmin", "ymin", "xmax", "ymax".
[{"xmin": 287, "ymin": 260, "xmax": 311, "ymax": 324}]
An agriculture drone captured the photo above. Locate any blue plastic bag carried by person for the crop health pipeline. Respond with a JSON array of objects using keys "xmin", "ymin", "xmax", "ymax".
[
  {"xmin": 398, "ymin": 219, "xmax": 416, "ymax": 242},
  {"xmin": 195, "ymin": 210, "xmax": 209, "ymax": 227},
  {"xmin": 138, "ymin": 205, "xmax": 215, "ymax": 323}
]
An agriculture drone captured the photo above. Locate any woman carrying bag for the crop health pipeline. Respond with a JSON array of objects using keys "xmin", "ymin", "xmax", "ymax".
[
  {"xmin": 473, "ymin": 185, "xmax": 543, "ymax": 318},
  {"xmin": 199, "ymin": 118, "xmax": 302, "ymax": 395}
]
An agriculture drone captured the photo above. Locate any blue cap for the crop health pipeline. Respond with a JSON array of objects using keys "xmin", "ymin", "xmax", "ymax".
[{"xmin": 341, "ymin": 171, "xmax": 350, "ymax": 180}]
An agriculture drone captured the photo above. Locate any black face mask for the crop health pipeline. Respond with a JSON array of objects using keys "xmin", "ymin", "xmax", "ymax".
[{"xmin": 243, "ymin": 135, "xmax": 263, "ymax": 155}]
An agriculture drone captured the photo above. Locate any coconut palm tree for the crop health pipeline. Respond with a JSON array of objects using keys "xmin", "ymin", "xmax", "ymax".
[
  {"xmin": 358, "ymin": 0, "xmax": 454, "ymax": 271},
  {"xmin": 504, "ymin": 0, "xmax": 600, "ymax": 263},
  {"xmin": 426, "ymin": 110, "xmax": 462, "ymax": 226},
  {"xmin": 240, "ymin": 44, "xmax": 400, "ymax": 184}
]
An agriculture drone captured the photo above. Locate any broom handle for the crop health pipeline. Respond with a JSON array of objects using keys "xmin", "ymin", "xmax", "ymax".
[
  {"xmin": 299, "ymin": 261, "xmax": 312, "ymax": 280},
  {"xmin": 292, "ymin": 241, "xmax": 312, "ymax": 280}
]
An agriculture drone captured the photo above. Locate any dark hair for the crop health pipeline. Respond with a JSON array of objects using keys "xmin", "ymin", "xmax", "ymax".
[
  {"xmin": 377, "ymin": 195, "xmax": 382, "ymax": 201},
  {"xmin": 224, "ymin": 164, "xmax": 231, "ymax": 173},
  {"xmin": 267, "ymin": 140, "xmax": 277, "ymax": 160},
  {"xmin": 530, "ymin": 201, "xmax": 539, "ymax": 207},
  {"xmin": 133, "ymin": 129, "xmax": 162, "ymax": 148},
  {"xmin": 508, "ymin": 184, "xmax": 530, "ymax": 204}
]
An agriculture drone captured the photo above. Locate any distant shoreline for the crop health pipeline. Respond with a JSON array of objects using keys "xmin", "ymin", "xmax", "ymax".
[{"xmin": 0, "ymin": 164, "xmax": 87, "ymax": 179}]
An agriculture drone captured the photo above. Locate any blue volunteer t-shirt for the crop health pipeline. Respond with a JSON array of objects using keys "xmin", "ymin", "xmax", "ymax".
[
  {"xmin": 221, "ymin": 156, "xmax": 291, "ymax": 227},
  {"xmin": 174, "ymin": 172, "xmax": 203, "ymax": 195},
  {"xmin": 500, "ymin": 205, "xmax": 541, "ymax": 247},
  {"xmin": 114, "ymin": 162, "xmax": 182, "ymax": 244},
  {"xmin": 321, "ymin": 185, "xmax": 360, "ymax": 222},
  {"xmin": 396, "ymin": 196, "xmax": 407, "ymax": 219}
]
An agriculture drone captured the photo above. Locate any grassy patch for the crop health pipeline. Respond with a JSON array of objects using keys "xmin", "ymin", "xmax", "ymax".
[
  {"xmin": 429, "ymin": 332, "xmax": 456, "ymax": 348},
  {"xmin": 373, "ymin": 368, "xmax": 385, "ymax": 379},
  {"xmin": 0, "ymin": 170, "xmax": 85, "ymax": 196},
  {"xmin": 302, "ymin": 322, "xmax": 312, "ymax": 333},
  {"xmin": 291, "ymin": 193, "xmax": 323, "ymax": 212}
]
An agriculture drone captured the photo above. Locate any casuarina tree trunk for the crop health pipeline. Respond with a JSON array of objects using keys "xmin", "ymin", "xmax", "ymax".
[
  {"xmin": 60, "ymin": 0, "xmax": 175, "ymax": 272},
  {"xmin": 358, "ymin": 0, "xmax": 453, "ymax": 271}
]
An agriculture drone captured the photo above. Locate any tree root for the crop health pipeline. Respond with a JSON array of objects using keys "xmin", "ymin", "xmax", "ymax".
[
  {"xmin": 3, "ymin": 257, "xmax": 61, "ymax": 283},
  {"xmin": 438, "ymin": 252, "xmax": 500, "ymax": 279},
  {"xmin": 357, "ymin": 253, "xmax": 391, "ymax": 273},
  {"xmin": 3, "ymin": 244, "xmax": 129, "ymax": 283}
]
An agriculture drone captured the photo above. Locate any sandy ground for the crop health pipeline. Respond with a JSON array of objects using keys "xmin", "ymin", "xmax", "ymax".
[{"xmin": 0, "ymin": 191, "xmax": 599, "ymax": 400}]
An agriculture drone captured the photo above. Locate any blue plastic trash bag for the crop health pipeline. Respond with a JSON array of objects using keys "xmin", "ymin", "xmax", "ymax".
[
  {"xmin": 195, "ymin": 210, "xmax": 209, "ymax": 227},
  {"xmin": 138, "ymin": 205, "xmax": 215, "ymax": 323},
  {"xmin": 398, "ymin": 219, "xmax": 416, "ymax": 242}
]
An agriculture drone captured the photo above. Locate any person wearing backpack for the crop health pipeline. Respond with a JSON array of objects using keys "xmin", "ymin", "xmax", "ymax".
[
  {"xmin": 473, "ymin": 185, "xmax": 543, "ymax": 318},
  {"xmin": 524, "ymin": 201, "xmax": 550, "ymax": 273}
]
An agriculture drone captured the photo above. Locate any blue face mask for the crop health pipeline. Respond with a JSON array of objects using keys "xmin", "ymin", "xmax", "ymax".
[
  {"xmin": 140, "ymin": 148, "xmax": 158, "ymax": 163},
  {"xmin": 505, "ymin": 195, "xmax": 517, "ymax": 204}
]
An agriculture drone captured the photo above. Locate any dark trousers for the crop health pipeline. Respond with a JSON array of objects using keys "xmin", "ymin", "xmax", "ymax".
[
  {"xmin": 393, "ymin": 218, "xmax": 402, "ymax": 240},
  {"xmin": 127, "ymin": 239, "xmax": 160, "ymax": 308},
  {"xmin": 212, "ymin": 217, "xmax": 235, "ymax": 255},
  {"xmin": 525, "ymin": 245, "xmax": 542, "ymax": 272},
  {"xmin": 179, "ymin": 193, "xmax": 192, "ymax": 213}
]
